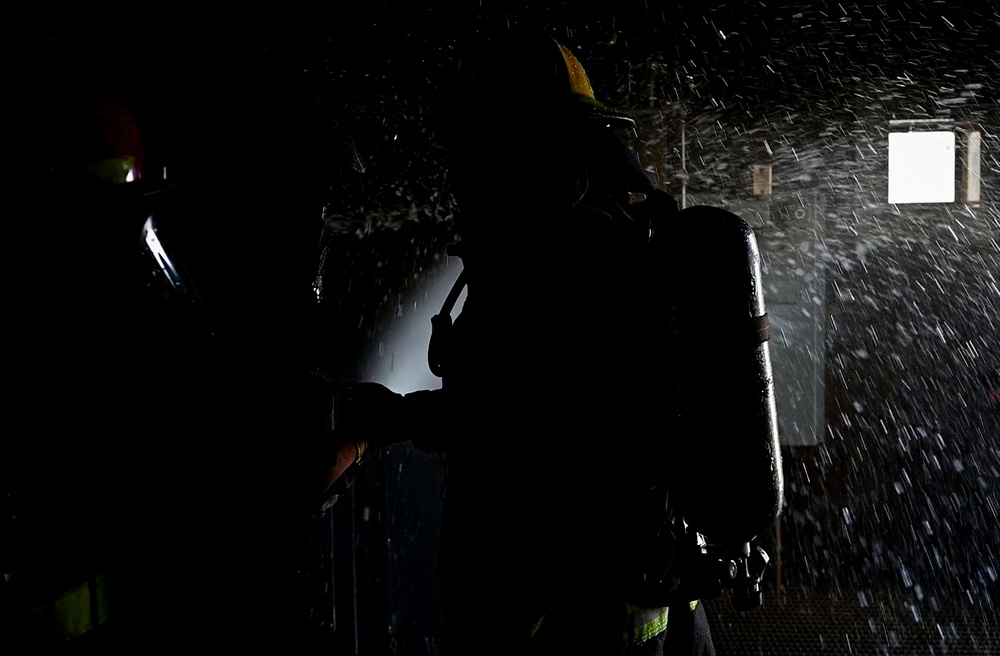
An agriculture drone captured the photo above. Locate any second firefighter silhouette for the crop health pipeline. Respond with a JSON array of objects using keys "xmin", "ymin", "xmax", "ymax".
[{"xmin": 325, "ymin": 27, "xmax": 783, "ymax": 656}]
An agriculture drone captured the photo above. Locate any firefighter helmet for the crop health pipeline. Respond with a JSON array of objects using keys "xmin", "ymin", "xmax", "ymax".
[
  {"xmin": 553, "ymin": 39, "xmax": 635, "ymax": 130},
  {"xmin": 441, "ymin": 28, "xmax": 635, "ymax": 138}
]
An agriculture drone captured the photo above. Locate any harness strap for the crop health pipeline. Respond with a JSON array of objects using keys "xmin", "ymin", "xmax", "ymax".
[{"xmin": 428, "ymin": 269, "xmax": 467, "ymax": 378}]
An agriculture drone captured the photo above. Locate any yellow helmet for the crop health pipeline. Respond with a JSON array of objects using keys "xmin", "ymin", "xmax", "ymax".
[
  {"xmin": 445, "ymin": 29, "xmax": 635, "ymax": 133},
  {"xmin": 553, "ymin": 40, "xmax": 635, "ymax": 129}
]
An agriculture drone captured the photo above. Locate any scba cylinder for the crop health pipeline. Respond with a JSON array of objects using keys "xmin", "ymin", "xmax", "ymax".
[{"xmin": 649, "ymin": 205, "xmax": 784, "ymax": 546}]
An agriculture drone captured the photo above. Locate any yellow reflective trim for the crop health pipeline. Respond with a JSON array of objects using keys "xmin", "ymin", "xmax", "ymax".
[
  {"xmin": 621, "ymin": 600, "xmax": 701, "ymax": 647},
  {"xmin": 531, "ymin": 600, "xmax": 701, "ymax": 647},
  {"xmin": 35, "ymin": 583, "xmax": 91, "ymax": 640},
  {"xmin": 622, "ymin": 605, "xmax": 670, "ymax": 646},
  {"xmin": 83, "ymin": 156, "xmax": 137, "ymax": 184},
  {"xmin": 32, "ymin": 573, "xmax": 110, "ymax": 641}
]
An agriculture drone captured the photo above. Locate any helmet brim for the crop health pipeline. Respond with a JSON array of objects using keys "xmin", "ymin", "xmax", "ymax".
[{"xmin": 578, "ymin": 98, "xmax": 636, "ymax": 130}]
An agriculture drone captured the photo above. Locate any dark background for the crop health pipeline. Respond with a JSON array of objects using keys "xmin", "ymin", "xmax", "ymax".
[{"xmin": 5, "ymin": 2, "xmax": 998, "ymax": 654}]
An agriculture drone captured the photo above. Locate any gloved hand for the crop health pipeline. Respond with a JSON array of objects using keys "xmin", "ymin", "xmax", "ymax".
[{"xmin": 315, "ymin": 382, "xmax": 406, "ymax": 514}]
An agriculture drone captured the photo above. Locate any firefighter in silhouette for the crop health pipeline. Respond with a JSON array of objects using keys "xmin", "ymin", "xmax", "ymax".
[
  {"xmin": 321, "ymin": 26, "xmax": 783, "ymax": 656},
  {"xmin": 5, "ymin": 23, "xmax": 348, "ymax": 651}
]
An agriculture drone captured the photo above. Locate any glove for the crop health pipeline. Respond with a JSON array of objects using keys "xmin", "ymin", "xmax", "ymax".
[{"xmin": 313, "ymin": 382, "xmax": 406, "ymax": 514}]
